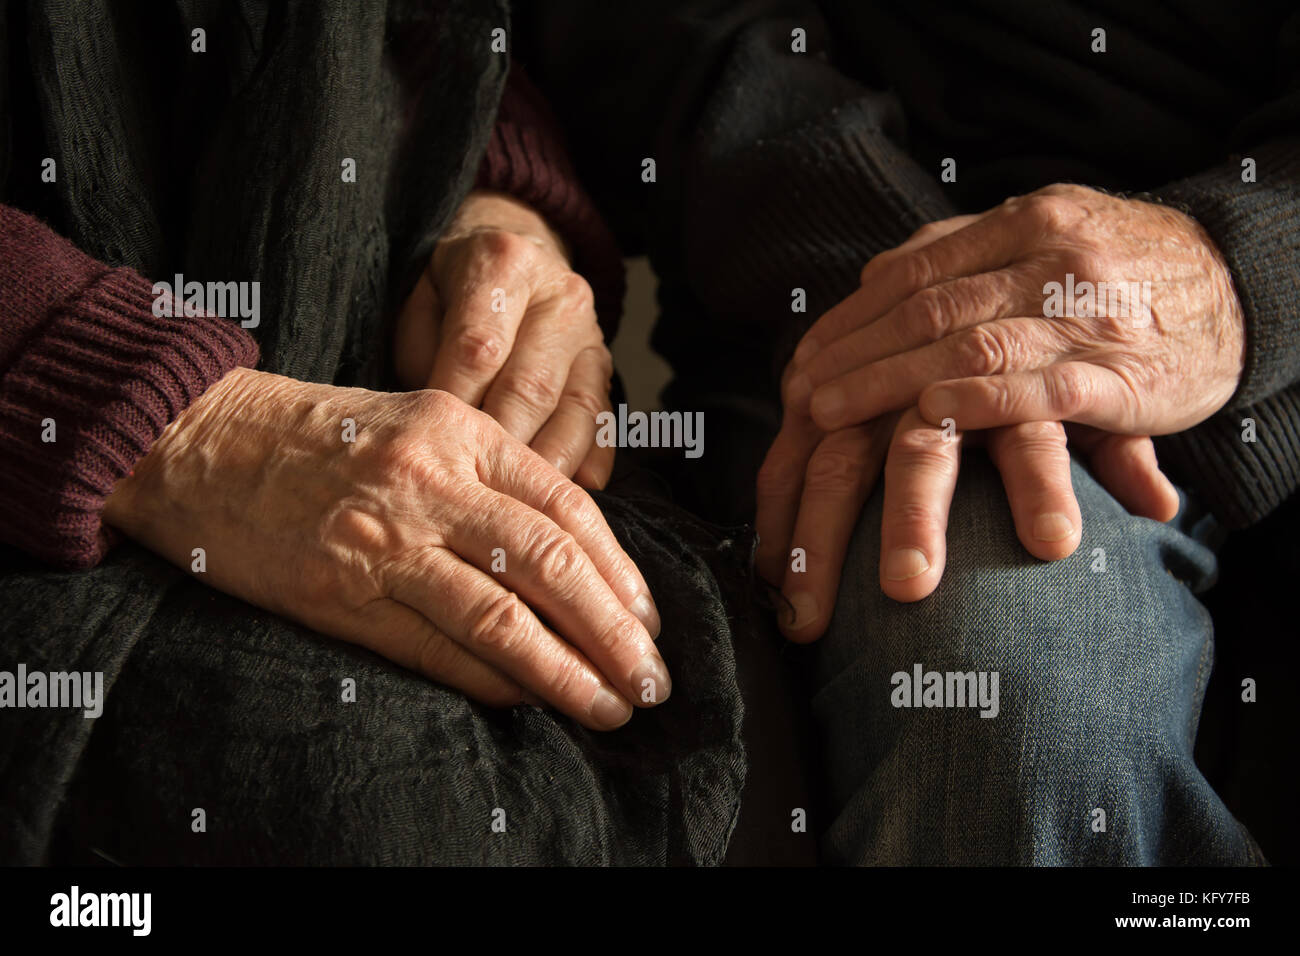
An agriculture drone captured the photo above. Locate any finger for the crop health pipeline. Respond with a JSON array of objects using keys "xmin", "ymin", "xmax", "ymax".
[
  {"xmin": 530, "ymin": 344, "xmax": 613, "ymax": 478},
  {"xmin": 789, "ymin": 268, "xmax": 1031, "ymax": 402},
  {"xmin": 755, "ymin": 409, "xmax": 824, "ymax": 586},
  {"xmin": 342, "ymin": 597, "xmax": 526, "ymax": 706},
  {"xmin": 475, "ymin": 437, "xmax": 659, "ymax": 635},
  {"xmin": 393, "ymin": 267, "xmax": 442, "ymax": 390},
  {"xmin": 879, "ymin": 408, "xmax": 961, "ymax": 602},
  {"xmin": 778, "ymin": 423, "xmax": 889, "ymax": 643},
  {"xmin": 785, "ymin": 214, "xmax": 977, "ymax": 369},
  {"xmin": 918, "ymin": 361, "xmax": 1140, "ymax": 434},
  {"xmin": 795, "ymin": 209, "xmax": 1022, "ymax": 361},
  {"xmin": 810, "ymin": 317, "xmax": 1065, "ymax": 431},
  {"xmin": 892, "ymin": 214, "xmax": 986, "ymax": 255},
  {"xmin": 790, "ymin": 214, "xmax": 982, "ymax": 369},
  {"xmin": 426, "ymin": 244, "xmax": 529, "ymax": 406},
  {"xmin": 573, "ymin": 430, "xmax": 615, "ymax": 490},
  {"xmin": 1072, "ymin": 429, "xmax": 1180, "ymax": 522},
  {"xmin": 986, "ymin": 422, "xmax": 1082, "ymax": 561},
  {"xmin": 481, "ymin": 292, "xmax": 598, "ymax": 444},
  {"xmin": 386, "ymin": 547, "xmax": 635, "ymax": 730},
  {"xmin": 448, "ymin": 489, "xmax": 670, "ymax": 707}
]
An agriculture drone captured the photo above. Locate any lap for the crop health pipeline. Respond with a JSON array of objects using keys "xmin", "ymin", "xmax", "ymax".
[{"xmin": 1, "ymin": 490, "xmax": 747, "ymax": 865}]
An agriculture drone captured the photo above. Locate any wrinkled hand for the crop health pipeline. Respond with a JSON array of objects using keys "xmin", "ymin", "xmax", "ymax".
[
  {"xmin": 758, "ymin": 205, "xmax": 1185, "ymax": 639},
  {"xmin": 394, "ymin": 190, "xmax": 614, "ymax": 488},
  {"xmin": 756, "ymin": 402, "xmax": 1178, "ymax": 640},
  {"xmin": 104, "ymin": 368, "xmax": 668, "ymax": 730},
  {"xmin": 786, "ymin": 184, "xmax": 1247, "ymax": 437}
]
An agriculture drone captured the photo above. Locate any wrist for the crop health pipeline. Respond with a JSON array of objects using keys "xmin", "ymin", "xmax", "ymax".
[{"xmin": 103, "ymin": 366, "xmax": 291, "ymax": 539}]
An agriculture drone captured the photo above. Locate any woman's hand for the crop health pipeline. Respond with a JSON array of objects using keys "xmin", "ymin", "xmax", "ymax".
[
  {"xmin": 394, "ymin": 191, "xmax": 615, "ymax": 489},
  {"xmin": 785, "ymin": 184, "xmax": 1247, "ymax": 438},
  {"xmin": 104, "ymin": 368, "xmax": 667, "ymax": 730}
]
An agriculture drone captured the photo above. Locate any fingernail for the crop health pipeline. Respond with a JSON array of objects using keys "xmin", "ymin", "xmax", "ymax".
[
  {"xmin": 1033, "ymin": 512, "xmax": 1075, "ymax": 542},
  {"xmin": 631, "ymin": 654, "xmax": 672, "ymax": 705},
  {"xmin": 591, "ymin": 689, "xmax": 634, "ymax": 729},
  {"xmin": 631, "ymin": 592, "xmax": 661, "ymax": 639},
  {"xmin": 786, "ymin": 373, "xmax": 812, "ymax": 406},
  {"xmin": 810, "ymin": 385, "xmax": 845, "ymax": 427},
  {"xmin": 793, "ymin": 338, "xmax": 820, "ymax": 365},
  {"xmin": 885, "ymin": 547, "xmax": 930, "ymax": 581},
  {"xmin": 780, "ymin": 592, "xmax": 819, "ymax": 631}
]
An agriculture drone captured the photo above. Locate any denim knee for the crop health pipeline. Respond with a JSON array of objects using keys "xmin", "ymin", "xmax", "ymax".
[{"xmin": 811, "ymin": 452, "xmax": 1253, "ymax": 864}]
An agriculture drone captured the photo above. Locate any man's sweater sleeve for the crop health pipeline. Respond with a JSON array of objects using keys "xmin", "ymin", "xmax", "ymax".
[
  {"xmin": 517, "ymin": 0, "xmax": 954, "ymax": 394},
  {"xmin": 0, "ymin": 206, "xmax": 260, "ymax": 569},
  {"xmin": 1150, "ymin": 138, "xmax": 1300, "ymax": 527},
  {"xmin": 474, "ymin": 63, "xmax": 627, "ymax": 338}
]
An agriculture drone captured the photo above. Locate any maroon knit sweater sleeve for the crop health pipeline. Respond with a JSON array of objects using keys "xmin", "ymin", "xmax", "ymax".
[
  {"xmin": 0, "ymin": 206, "xmax": 260, "ymax": 569},
  {"xmin": 476, "ymin": 63, "xmax": 627, "ymax": 337}
]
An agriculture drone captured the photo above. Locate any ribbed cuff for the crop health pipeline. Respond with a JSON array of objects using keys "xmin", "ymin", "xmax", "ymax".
[
  {"xmin": 0, "ymin": 267, "xmax": 260, "ymax": 568},
  {"xmin": 476, "ymin": 64, "xmax": 627, "ymax": 338},
  {"xmin": 1150, "ymin": 138, "xmax": 1300, "ymax": 408},
  {"xmin": 1155, "ymin": 384, "xmax": 1300, "ymax": 528}
]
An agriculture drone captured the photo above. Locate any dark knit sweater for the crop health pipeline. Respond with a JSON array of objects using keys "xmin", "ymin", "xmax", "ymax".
[
  {"xmin": 0, "ymin": 57, "xmax": 622, "ymax": 569},
  {"xmin": 518, "ymin": 0, "xmax": 1300, "ymax": 528}
]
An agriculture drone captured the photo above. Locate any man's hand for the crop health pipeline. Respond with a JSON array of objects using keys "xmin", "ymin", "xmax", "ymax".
[
  {"xmin": 104, "ymin": 369, "xmax": 666, "ymax": 730},
  {"xmin": 756, "ymin": 402, "xmax": 1178, "ymax": 640},
  {"xmin": 394, "ymin": 191, "xmax": 615, "ymax": 488},
  {"xmin": 757, "ymin": 199, "xmax": 1191, "ymax": 640},
  {"xmin": 785, "ymin": 184, "xmax": 1247, "ymax": 438}
]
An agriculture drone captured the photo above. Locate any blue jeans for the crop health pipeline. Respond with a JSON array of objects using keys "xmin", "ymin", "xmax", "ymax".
[{"xmin": 813, "ymin": 451, "xmax": 1265, "ymax": 865}]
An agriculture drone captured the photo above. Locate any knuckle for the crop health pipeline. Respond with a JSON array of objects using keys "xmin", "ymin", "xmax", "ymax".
[
  {"xmin": 468, "ymin": 590, "xmax": 528, "ymax": 652},
  {"xmin": 804, "ymin": 447, "xmax": 865, "ymax": 494},
  {"xmin": 542, "ymin": 654, "xmax": 585, "ymax": 705},
  {"xmin": 1021, "ymin": 193, "xmax": 1076, "ymax": 235},
  {"xmin": 1050, "ymin": 364, "xmax": 1091, "ymax": 416},
  {"xmin": 561, "ymin": 384, "xmax": 606, "ymax": 421},
  {"xmin": 453, "ymin": 328, "xmax": 507, "ymax": 373},
  {"xmin": 541, "ymin": 480, "xmax": 593, "ymax": 525},
  {"xmin": 1057, "ymin": 244, "xmax": 1104, "ymax": 279},
  {"xmin": 560, "ymin": 272, "xmax": 595, "ymax": 312},
  {"xmin": 506, "ymin": 368, "xmax": 562, "ymax": 413},
  {"xmin": 591, "ymin": 613, "xmax": 644, "ymax": 659},
  {"xmin": 959, "ymin": 325, "xmax": 1008, "ymax": 376},
  {"xmin": 1011, "ymin": 419, "xmax": 1067, "ymax": 447},
  {"xmin": 1019, "ymin": 418, "xmax": 1067, "ymax": 439},
  {"xmin": 407, "ymin": 387, "xmax": 468, "ymax": 428},
  {"xmin": 890, "ymin": 499, "xmax": 947, "ymax": 538},
  {"xmin": 985, "ymin": 377, "xmax": 1022, "ymax": 420},
  {"xmin": 896, "ymin": 251, "xmax": 934, "ymax": 293},
  {"xmin": 375, "ymin": 434, "xmax": 443, "ymax": 489},
  {"xmin": 891, "ymin": 423, "xmax": 952, "ymax": 462},
  {"xmin": 908, "ymin": 287, "xmax": 953, "ymax": 342},
  {"xmin": 478, "ymin": 228, "xmax": 536, "ymax": 268},
  {"xmin": 756, "ymin": 457, "xmax": 803, "ymax": 498},
  {"xmin": 528, "ymin": 530, "xmax": 584, "ymax": 585},
  {"xmin": 413, "ymin": 629, "xmax": 454, "ymax": 679}
]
